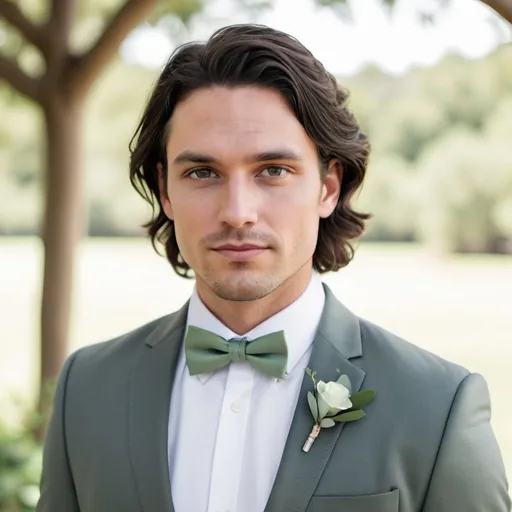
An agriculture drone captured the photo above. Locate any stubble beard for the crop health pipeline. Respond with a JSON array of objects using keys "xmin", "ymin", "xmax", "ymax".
[{"xmin": 208, "ymin": 265, "xmax": 281, "ymax": 302}]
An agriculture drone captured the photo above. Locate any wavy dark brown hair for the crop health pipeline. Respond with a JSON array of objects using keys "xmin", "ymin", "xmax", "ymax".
[{"xmin": 129, "ymin": 24, "xmax": 371, "ymax": 278}]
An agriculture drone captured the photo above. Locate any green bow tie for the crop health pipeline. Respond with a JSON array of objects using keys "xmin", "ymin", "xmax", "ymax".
[{"xmin": 185, "ymin": 325, "xmax": 288, "ymax": 379}]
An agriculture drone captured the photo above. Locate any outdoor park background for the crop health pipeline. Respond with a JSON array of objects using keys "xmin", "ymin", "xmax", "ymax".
[{"xmin": 1, "ymin": 0, "xmax": 512, "ymax": 509}]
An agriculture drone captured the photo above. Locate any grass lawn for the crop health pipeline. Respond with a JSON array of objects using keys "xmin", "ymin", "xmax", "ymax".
[{"xmin": 1, "ymin": 237, "xmax": 511, "ymax": 480}]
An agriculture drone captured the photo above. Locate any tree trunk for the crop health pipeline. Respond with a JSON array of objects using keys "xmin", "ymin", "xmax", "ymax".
[{"xmin": 38, "ymin": 94, "xmax": 84, "ymax": 418}]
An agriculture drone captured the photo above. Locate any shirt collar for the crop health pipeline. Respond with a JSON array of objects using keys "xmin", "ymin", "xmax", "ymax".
[{"xmin": 185, "ymin": 272, "xmax": 326, "ymax": 384}]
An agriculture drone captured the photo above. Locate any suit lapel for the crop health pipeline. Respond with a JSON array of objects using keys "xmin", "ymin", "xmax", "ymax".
[
  {"xmin": 265, "ymin": 285, "xmax": 366, "ymax": 512},
  {"xmin": 129, "ymin": 302, "xmax": 189, "ymax": 512}
]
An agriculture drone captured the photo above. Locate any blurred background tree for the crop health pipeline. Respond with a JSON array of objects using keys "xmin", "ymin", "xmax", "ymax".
[
  {"xmin": 0, "ymin": 0, "xmax": 210, "ymax": 420},
  {"xmin": 0, "ymin": 0, "xmax": 511, "ymax": 426},
  {"xmin": 349, "ymin": 45, "xmax": 512, "ymax": 253}
]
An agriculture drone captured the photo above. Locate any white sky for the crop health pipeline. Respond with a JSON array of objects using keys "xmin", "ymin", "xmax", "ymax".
[{"xmin": 121, "ymin": 0, "xmax": 512, "ymax": 76}]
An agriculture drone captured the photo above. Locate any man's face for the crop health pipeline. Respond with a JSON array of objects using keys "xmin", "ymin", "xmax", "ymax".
[{"xmin": 160, "ymin": 86, "xmax": 340, "ymax": 302}]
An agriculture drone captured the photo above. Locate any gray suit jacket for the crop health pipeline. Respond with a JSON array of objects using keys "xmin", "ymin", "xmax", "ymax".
[{"xmin": 37, "ymin": 285, "xmax": 510, "ymax": 512}]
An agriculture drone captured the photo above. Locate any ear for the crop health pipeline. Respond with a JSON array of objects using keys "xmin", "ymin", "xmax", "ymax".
[
  {"xmin": 157, "ymin": 162, "xmax": 174, "ymax": 220},
  {"xmin": 319, "ymin": 159, "xmax": 342, "ymax": 218}
]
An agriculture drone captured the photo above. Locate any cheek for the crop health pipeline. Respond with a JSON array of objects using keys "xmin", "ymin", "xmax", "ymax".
[
  {"xmin": 169, "ymin": 193, "xmax": 211, "ymax": 256},
  {"xmin": 170, "ymin": 188, "xmax": 211, "ymax": 226},
  {"xmin": 267, "ymin": 187, "xmax": 320, "ymax": 250}
]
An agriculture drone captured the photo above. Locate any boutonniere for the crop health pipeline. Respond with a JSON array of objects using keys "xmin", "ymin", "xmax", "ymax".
[{"xmin": 302, "ymin": 367, "xmax": 375, "ymax": 452}]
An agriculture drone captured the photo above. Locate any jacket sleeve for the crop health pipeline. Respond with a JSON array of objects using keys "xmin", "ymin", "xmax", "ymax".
[
  {"xmin": 36, "ymin": 351, "xmax": 80, "ymax": 512},
  {"xmin": 422, "ymin": 373, "xmax": 511, "ymax": 512}
]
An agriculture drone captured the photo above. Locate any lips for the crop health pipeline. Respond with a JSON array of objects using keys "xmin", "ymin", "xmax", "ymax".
[
  {"xmin": 214, "ymin": 244, "xmax": 266, "ymax": 251},
  {"xmin": 213, "ymin": 244, "xmax": 268, "ymax": 261}
]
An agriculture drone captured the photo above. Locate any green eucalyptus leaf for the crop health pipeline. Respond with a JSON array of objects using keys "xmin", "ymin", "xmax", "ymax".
[
  {"xmin": 349, "ymin": 389, "xmax": 375, "ymax": 410},
  {"xmin": 320, "ymin": 418, "xmax": 336, "ymax": 428},
  {"xmin": 336, "ymin": 374, "xmax": 352, "ymax": 392},
  {"xmin": 331, "ymin": 409, "xmax": 366, "ymax": 422},
  {"xmin": 307, "ymin": 391, "xmax": 318, "ymax": 421},
  {"xmin": 305, "ymin": 367, "xmax": 317, "ymax": 387}
]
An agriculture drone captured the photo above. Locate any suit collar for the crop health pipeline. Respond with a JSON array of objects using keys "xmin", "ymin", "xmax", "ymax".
[
  {"xmin": 316, "ymin": 283, "xmax": 363, "ymax": 360},
  {"xmin": 130, "ymin": 300, "xmax": 189, "ymax": 512},
  {"xmin": 264, "ymin": 284, "xmax": 365, "ymax": 512},
  {"xmin": 144, "ymin": 300, "xmax": 189, "ymax": 348}
]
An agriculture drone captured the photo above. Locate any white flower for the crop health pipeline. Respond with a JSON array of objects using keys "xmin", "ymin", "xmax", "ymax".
[{"xmin": 317, "ymin": 380, "xmax": 352, "ymax": 419}]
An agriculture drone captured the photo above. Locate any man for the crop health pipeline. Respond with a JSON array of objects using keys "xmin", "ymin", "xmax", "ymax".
[{"xmin": 37, "ymin": 24, "xmax": 510, "ymax": 512}]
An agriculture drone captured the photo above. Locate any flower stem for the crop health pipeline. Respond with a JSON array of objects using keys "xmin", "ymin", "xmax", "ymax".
[{"xmin": 302, "ymin": 424, "xmax": 321, "ymax": 453}]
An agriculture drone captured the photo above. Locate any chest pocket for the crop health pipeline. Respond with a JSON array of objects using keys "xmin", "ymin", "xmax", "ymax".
[{"xmin": 305, "ymin": 488, "xmax": 399, "ymax": 512}]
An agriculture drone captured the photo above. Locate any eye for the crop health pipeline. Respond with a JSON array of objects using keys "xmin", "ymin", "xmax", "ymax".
[
  {"xmin": 260, "ymin": 166, "xmax": 289, "ymax": 178},
  {"xmin": 187, "ymin": 168, "xmax": 217, "ymax": 180}
]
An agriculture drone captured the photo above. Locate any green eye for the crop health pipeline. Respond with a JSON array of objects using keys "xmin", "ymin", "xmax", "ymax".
[
  {"xmin": 189, "ymin": 169, "xmax": 214, "ymax": 179},
  {"xmin": 263, "ymin": 166, "xmax": 288, "ymax": 177}
]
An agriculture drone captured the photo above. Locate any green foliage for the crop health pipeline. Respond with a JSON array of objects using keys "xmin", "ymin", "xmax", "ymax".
[
  {"xmin": 331, "ymin": 409, "xmax": 366, "ymax": 422},
  {"xmin": 336, "ymin": 373, "xmax": 351, "ymax": 392},
  {"xmin": 320, "ymin": 418, "xmax": 336, "ymax": 428},
  {"xmin": 305, "ymin": 367, "xmax": 317, "ymax": 387},
  {"xmin": 352, "ymin": 43, "xmax": 512, "ymax": 253},
  {"xmin": 150, "ymin": 0, "xmax": 208, "ymax": 24},
  {"xmin": 0, "ymin": 419, "xmax": 43, "ymax": 512},
  {"xmin": 348, "ymin": 389, "xmax": 375, "ymax": 410},
  {"xmin": 357, "ymin": 154, "xmax": 418, "ymax": 242},
  {"xmin": 415, "ymin": 128, "xmax": 512, "ymax": 253},
  {"xmin": 0, "ymin": 97, "xmax": 42, "ymax": 235},
  {"xmin": 14, "ymin": 0, "xmax": 47, "ymax": 22},
  {"xmin": 307, "ymin": 391, "xmax": 318, "ymax": 422}
]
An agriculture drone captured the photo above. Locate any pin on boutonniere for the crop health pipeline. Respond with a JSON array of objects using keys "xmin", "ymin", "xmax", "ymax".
[{"xmin": 302, "ymin": 367, "xmax": 375, "ymax": 452}]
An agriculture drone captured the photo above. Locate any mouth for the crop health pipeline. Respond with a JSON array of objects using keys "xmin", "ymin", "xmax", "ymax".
[{"xmin": 212, "ymin": 244, "xmax": 269, "ymax": 261}]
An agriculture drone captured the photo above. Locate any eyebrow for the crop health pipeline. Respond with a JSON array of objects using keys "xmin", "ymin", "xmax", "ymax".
[{"xmin": 172, "ymin": 149, "xmax": 303, "ymax": 166}]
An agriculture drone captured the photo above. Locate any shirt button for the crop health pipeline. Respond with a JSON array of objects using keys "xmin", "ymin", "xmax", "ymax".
[{"xmin": 230, "ymin": 401, "xmax": 243, "ymax": 413}]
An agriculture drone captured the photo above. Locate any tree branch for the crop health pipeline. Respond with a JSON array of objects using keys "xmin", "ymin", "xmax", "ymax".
[
  {"xmin": 480, "ymin": 0, "xmax": 512, "ymax": 23},
  {"xmin": 48, "ymin": 0, "xmax": 77, "ymax": 49},
  {"xmin": 0, "ymin": 0, "xmax": 47, "ymax": 54},
  {"xmin": 67, "ymin": 0, "xmax": 160, "ymax": 99},
  {"xmin": 0, "ymin": 53, "xmax": 40, "ymax": 102}
]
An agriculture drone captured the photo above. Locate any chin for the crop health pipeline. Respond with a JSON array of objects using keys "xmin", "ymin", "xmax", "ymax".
[{"xmin": 208, "ymin": 270, "xmax": 280, "ymax": 302}]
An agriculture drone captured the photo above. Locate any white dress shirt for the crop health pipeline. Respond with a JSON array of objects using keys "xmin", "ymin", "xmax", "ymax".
[{"xmin": 168, "ymin": 272, "xmax": 325, "ymax": 512}]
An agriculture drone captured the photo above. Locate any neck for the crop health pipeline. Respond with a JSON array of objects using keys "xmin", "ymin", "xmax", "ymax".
[{"xmin": 196, "ymin": 266, "xmax": 314, "ymax": 335}]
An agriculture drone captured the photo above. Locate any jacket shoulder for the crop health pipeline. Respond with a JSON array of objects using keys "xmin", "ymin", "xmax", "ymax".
[
  {"xmin": 358, "ymin": 316, "xmax": 471, "ymax": 394},
  {"xmin": 75, "ymin": 314, "xmax": 171, "ymax": 360},
  {"xmin": 64, "ymin": 304, "xmax": 187, "ymax": 381}
]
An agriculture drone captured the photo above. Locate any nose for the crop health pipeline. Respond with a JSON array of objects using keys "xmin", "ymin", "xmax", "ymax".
[{"xmin": 217, "ymin": 174, "xmax": 258, "ymax": 229}]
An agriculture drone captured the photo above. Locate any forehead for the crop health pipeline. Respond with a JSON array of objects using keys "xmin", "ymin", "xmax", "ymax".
[{"xmin": 166, "ymin": 86, "xmax": 316, "ymax": 160}]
